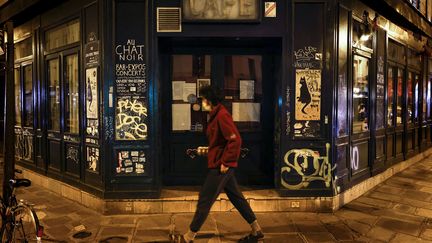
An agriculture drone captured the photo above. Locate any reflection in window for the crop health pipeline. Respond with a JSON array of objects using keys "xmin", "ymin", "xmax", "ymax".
[
  {"xmin": 414, "ymin": 73, "xmax": 419, "ymax": 122},
  {"xmin": 387, "ymin": 67, "xmax": 394, "ymax": 126},
  {"xmin": 423, "ymin": 77, "xmax": 428, "ymax": 122},
  {"xmin": 407, "ymin": 72, "xmax": 413, "ymax": 123},
  {"xmin": 14, "ymin": 38, "xmax": 33, "ymax": 60},
  {"xmin": 65, "ymin": 54, "xmax": 79, "ymax": 134},
  {"xmin": 396, "ymin": 69, "xmax": 403, "ymax": 124},
  {"xmin": 48, "ymin": 59, "xmax": 60, "ymax": 131},
  {"xmin": 14, "ymin": 68, "xmax": 21, "ymax": 126},
  {"xmin": 23, "ymin": 65, "xmax": 33, "ymax": 127},
  {"xmin": 45, "ymin": 19, "xmax": 80, "ymax": 51},
  {"xmin": 353, "ymin": 55, "xmax": 369, "ymax": 133},
  {"xmin": 352, "ymin": 20, "xmax": 372, "ymax": 49},
  {"xmin": 428, "ymin": 77, "xmax": 432, "ymax": 119},
  {"xmin": 224, "ymin": 55, "xmax": 262, "ymax": 132},
  {"xmin": 171, "ymin": 55, "xmax": 211, "ymax": 132}
]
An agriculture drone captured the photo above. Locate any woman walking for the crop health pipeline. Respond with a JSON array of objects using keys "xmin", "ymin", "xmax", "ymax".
[{"xmin": 174, "ymin": 85, "xmax": 264, "ymax": 243}]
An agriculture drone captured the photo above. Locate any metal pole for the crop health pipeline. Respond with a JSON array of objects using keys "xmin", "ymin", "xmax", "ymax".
[{"xmin": 3, "ymin": 21, "xmax": 14, "ymax": 202}]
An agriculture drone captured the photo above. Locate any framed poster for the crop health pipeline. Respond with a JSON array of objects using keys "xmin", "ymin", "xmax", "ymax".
[
  {"xmin": 172, "ymin": 81, "xmax": 185, "ymax": 100},
  {"xmin": 86, "ymin": 68, "xmax": 98, "ymax": 119},
  {"xmin": 197, "ymin": 79, "xmax": 211, "ymax": 97},
  {"xmin": 295, "ymin": 69, "xmax": 321, "ymax": 121},
  {"xmin": 182, "ymin": 0, "xmax": 261, "ymax": 22},
  {"xmin": 86, "ymin": 146, "xmax": 99, "ymax": 173}
]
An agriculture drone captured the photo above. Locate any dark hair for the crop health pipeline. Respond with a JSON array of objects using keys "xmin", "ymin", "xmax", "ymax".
[{"xmin": 199, "ymin": 85, "xmax": 223, "ymax": 105}]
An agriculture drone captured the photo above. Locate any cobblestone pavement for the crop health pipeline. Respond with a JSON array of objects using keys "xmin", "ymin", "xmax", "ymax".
[{"xmin": 9, "ymin": 156, "xmax": 432, "ymax": 242}]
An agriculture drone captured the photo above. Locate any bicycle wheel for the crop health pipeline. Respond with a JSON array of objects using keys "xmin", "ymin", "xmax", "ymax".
[{"xmin": 10, "ymin": 205, "xmax": 41, "ymax": 242}]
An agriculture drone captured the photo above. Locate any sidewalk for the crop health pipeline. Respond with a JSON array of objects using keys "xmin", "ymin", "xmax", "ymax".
[{"xmin": 12, "ymin": 155, "xmax": 432, "ymax": 242}]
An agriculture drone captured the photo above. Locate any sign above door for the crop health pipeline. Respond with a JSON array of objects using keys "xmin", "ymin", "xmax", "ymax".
[{"xmin": 182, "ymin": 0, "xmax": 261, "ymax": 22}]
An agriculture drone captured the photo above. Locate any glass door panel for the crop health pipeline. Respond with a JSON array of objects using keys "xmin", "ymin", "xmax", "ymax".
[
  {"xmin": 64, "ymin": 54, "xmax": 79, "ymax": 134},
  {"xmin": 223, "ymin": 55, "xmax": 262, "ymax": 132},
  {"xmin": 14, "ymin": 68, "xmax": 21, "ymax": 126},
  {"xmin": 23, "ymin": 65, "xmax": 33, "ymax": 127},
  {"xmin": 387, "ymin": 67, "xmax": 394, "ymax": 126},
  {"xmin": 407, "ymin": 72, "xmax": 413, "ymax": 123},
  {"xmin": 171, "ymin": 55, "xmax": 211, "ymax": 132},
  {"xmin": 396, "ymin": 68, "xmax": 403, "ymax": 125},
  {"xmin": 48, "ymin": 59, "xmax": 60, "ymax": 131}
]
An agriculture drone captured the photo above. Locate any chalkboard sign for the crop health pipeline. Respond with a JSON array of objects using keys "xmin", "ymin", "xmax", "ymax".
[
  {"xmin": 114, "ymin": 1, "xmax": 148, "ymax": 141},
  {"xmin": 115, "ymin": 40, "xmax": 147, "ymax": 97}
]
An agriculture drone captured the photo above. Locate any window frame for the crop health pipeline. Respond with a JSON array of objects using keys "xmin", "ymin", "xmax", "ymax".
[
  {"xmin": 46, "ymin": 54, "xmax": 62, "ymax": 133},
  {"xmin": 63, "ymin": 49, "xmax": 81, "ymax": 136},
  {"xmin": 44, "ymin": 18, "xmax": 80, "ymax": 54},
  {"xmin": 351, "ymin": 48, "xmax": 372, "ymax": 137},
  {"xmin": 21, "ymin": 61, "xmax": 34, "ymax": 128},
  {"xmin": 387, "ymin": 64, "xmax": 397, "ymax": 129}
]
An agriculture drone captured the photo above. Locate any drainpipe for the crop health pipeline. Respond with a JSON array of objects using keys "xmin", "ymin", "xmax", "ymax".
[{"xmin": 3, "ymin": 21, "xmax": 14, "ymax": 203}]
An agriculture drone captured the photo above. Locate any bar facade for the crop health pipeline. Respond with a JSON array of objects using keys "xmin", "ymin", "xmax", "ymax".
[{"xmin": 1, "ymin": 0, "xmax": 432, "ymax": 206}]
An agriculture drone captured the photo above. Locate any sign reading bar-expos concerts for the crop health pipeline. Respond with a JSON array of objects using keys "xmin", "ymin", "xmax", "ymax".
[{"xmin": 114, "ymin": 39, "xmax": 148, "ymax": 141}]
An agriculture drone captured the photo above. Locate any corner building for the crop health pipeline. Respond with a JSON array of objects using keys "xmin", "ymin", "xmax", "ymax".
[{"xmin": 2, "ymin": 0, "xmax": 432, "ymax": 213}]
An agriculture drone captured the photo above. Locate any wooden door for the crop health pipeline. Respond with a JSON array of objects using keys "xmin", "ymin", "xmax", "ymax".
[{"xmin": 162, "ymin": 43, "xmax": 276, "ymax": 186}]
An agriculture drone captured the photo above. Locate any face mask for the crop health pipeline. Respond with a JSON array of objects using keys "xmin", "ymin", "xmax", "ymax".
[{"xmin": 202, "ymin": 99, "xmax": 211, "ymax": 111}]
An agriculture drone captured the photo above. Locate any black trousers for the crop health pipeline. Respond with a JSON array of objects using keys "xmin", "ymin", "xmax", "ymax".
[{"xmin": 189, "ymin": 168, "xmax": 257, "ymax": 232}]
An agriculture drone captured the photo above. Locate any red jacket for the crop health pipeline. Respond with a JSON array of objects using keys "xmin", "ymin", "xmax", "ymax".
[{"xmin": 206, "ymin": 104, "xmax": 242, "ymax": 168}]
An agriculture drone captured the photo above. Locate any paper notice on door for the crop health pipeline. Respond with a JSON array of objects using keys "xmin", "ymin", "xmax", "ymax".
[
  {"xmin": 239, "ymin": 80, "xmax": 255, "ymax": 99},
  {"xmin": 172, "ymin": 81, "xmax": 185, "ymax": 100},
  {"xmin": 183, "ymin": 83, "xmax": 197, "ymax": 102},
  {"xmin": 172, "ymin": 104, "xmax": 191, "ymax": 130},
  {"xmin": 232, "ymin": 103, "xmax": 260, "ymax": 122}
]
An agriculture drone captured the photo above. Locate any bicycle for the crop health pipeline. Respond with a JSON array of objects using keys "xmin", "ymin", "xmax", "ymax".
[{"xmin": 0, "ymin": 169, "xmax": 43, "ymax": 242}]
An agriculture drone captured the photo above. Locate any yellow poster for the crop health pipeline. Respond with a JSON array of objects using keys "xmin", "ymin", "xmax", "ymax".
[{"xmin": 295, "ymin": 69, "xmax": 321, "ymax": 121}]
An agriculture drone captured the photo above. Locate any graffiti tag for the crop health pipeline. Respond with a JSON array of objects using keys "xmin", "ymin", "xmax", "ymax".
[
  {"xmin": 115, "ymin": 98, "xmax": 148, "ymax": 140},
  {"xmin": 281, "ymin": 143, "xmax": 335, "ymax": 189}
]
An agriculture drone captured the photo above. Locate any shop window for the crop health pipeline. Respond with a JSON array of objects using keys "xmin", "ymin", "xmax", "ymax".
[
  {"xmin": 396, "ymin": 68, "xmax": 404, "ymax": 125},
  {"xmin": 14, "ymin": 68, "xmax": 21, "ymax": 126},
  {"xmin": 428, "ymin": 76, "xmax": 432, "ymax": 119},
  {"xmin": 48, "ymin": 59, "xmax": 60, "ymax": 131},
  {"xmin": 337, "ymin": 6, "xmax": 349, "ymax": 137},
  {"xmin": 352, "ymin": 20, "xmax": 372, "ymax": 50},
  {"xmin": 408, "ymin": 49, "xmax": 421, "ymax": 68},
  {"xmin": 407, "ymin": 72, "xmax": 413, "ymax": 123},
  {"xmin": 388, "ymin": 40, "xmax": 405, "ymax": 63},
  {"xmin": 414, "ymin": 73, "xmax": 419, "ymax": 122},
  {"xmin": 223, "ymin": 55, "xmax": 262, "ymax": 132},
  {"xmin": 353, "ymin": 55, "xmax": 369, "ymax": 133},
  {"xmin": 23, "ymin": 65, "xmax": 33, "ymax": 127},
  {"xmin": 410, "ymin": 0, "xmax": 420, "ymax": 10},
  {"xmin": 45, "ymin": 19, "xmax": 80, "ymax": 51},
  {"xmin": 387, "ymin": 67, "xmax": 394, "ymax": 126},
  {"xmin": 171, "ymin": 55, "xmax": 211, "ymax": 132},
  {"xmin": 65, "ymin": 54, "xmax": 79, "ymax": 134},
  {"xmin": 428, "ymin": 0, "xmax": 432, "ymax": 22},
  {"xmin": 423, "ymin": 75, "xmax": 428, "ymax": 122},
  {"xmin": 14, "ymin": 38, "xmax": 32, "ymax": 60}
]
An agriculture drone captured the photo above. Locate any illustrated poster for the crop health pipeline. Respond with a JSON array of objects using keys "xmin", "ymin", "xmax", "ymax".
[
  {"xmin": 295, "ymin": 69, "xmax": 321, "ymax": 121},
  {"xmin": 86, "ymin": 68, "xmax": 98, "ymax": 119}
]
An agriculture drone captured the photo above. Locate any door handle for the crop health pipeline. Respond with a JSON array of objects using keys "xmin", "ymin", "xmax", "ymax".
[{"xmin": 186, "ymin": 148, "xmax": 198, "ymax": 159}]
